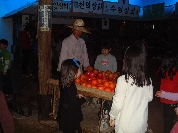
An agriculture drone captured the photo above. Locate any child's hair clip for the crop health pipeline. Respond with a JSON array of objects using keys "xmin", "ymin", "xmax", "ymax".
[{"xmin": 73, "ymin": 58, "xmax": 80, "ymax": 67}]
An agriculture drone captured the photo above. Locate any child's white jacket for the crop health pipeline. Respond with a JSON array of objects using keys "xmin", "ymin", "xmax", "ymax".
[{"xmin": 109, "ymin": 75, "xmax": 153, "ymax": 133}]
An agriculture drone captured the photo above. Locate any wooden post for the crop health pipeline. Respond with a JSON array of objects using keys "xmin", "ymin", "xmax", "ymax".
[
  {"xmin": 38, "ymin": 0, "xmax": 52, "ymax": 95},
  {"xmin": 38, "ymin": 0, "xmax": 52, "ymax": 120}
]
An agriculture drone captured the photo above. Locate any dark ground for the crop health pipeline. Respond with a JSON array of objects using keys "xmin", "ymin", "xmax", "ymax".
[{"xmin": 2, "ymin": 58, "xmax": 178, "ymax": 133}]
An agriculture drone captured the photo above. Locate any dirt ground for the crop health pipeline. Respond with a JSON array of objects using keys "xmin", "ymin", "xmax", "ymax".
[
  {"xmin": 10, "ymin": 96, "xmax": 166, "ymax": 133},
  {"xmin": 10, "ymin": 99, "xmax": 164, "ymax": 133},
  {"xmin": 4, "ymin": 59, "xmax": 178, "ymax": 133}
]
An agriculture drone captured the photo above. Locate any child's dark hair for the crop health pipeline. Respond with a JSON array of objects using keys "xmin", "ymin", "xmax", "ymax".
[
  {"xmin": 122, "ymin": 45, "xmax": 151, "ymax": 87},
  {"xmin": 101, "ymin": 42, "xmax": 111, "ymax": 50},
  {"xmin": 59, "ymin": 59, "xmax": 80, "ymax": 89},
  {"xmin": 0, "ymin": 39, "xmax": 8, "ymax": 46},
  {"xmin": 160, "ymin": 51, "xmax": 177, "ymax": 80}
]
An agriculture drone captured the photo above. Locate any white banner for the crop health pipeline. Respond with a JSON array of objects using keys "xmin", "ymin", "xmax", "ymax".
[
  {"xmin": 118, "ymin": 0, "xmax": 129, "ymax": 5},
  {"xmin": 103, "ymin": 2, "xmax": 139, "ymax": 17},
  {"xmin": 103, "ymin": 2, "xmax": 119, "ymax": 15},
  {"xmin": 39, "ymin": 5, "xmax": 52, "ymax": 31},
  {"xmin": 53, "ymin": 1, "xmax": 70, "ymax": 12},
  {"xmin": 127, "ymin": 5, "xmax": 140, "ymax": 17},
  {"xmin": 72, "ymin": 0, "xmax": 103, "ymax": 14},
  {"xmin": 102, "ymin": 18, "xmax": 109, "ymax": 29},
  {"xmin": 22, "ymin": 15, "xmax": 29, "ymax": 30}
]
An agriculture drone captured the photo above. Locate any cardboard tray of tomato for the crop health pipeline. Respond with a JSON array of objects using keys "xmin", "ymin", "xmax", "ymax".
[
  {"xmin": 47, "ymin": 79, "xmax": 114, "ymax": 100},
  {"xmin": 76, "ymin": 83, "xmax": 114, "ymax": 100}
]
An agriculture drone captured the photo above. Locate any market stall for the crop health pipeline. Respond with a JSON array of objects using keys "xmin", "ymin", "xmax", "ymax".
[{"xmin": 47, "ymin": 78, "xmax": 114, "ymax": 133}]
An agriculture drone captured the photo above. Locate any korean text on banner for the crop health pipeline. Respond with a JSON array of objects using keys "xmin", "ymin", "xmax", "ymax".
[
  {"xmin": 39, "ymin": 5, "xmax": 52, "ymax": 31},
  {"xmin": 53, "ymin": 1, "xmax": 70, "ymax": 12},
  {"xmin": 72, "ymin": 0, "xmax": 102, "ymax": 14}
]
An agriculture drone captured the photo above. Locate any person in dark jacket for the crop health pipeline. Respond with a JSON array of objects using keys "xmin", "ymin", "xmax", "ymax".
[
  {"xmin": 0, "ymin": 90, "xmax": 15, "ymax": 133},
  {"xmin": 19, "ymin": 24, "xmax": 32, "ymax": 77},
  {"xmin": 57, "ymin": 58, "xmax": 86, "ymax": 133}
]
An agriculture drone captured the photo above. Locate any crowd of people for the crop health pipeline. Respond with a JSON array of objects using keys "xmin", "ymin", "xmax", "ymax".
[
  {"xmin": 0, "ymin": 39, "xmax": 15, "ymax": 132},
  {"xmin": 55, "ymin": 19, "xmax": 178, "ymax": 133},
  {"xmin": 0, "ymin": 18, "xmax": 178, "ymax": 133}
]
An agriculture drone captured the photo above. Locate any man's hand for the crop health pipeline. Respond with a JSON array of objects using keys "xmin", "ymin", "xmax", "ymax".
[
  {"xmin": 155, "ymin": 91, "xmax": 162, "ymax": 97},
  {"xmin": 78, "ymin": 94, "xmax": 86, "ymax": 99},
  {"xmin": 109, "ymin": 119, "xmax": 114, "ymax": 127},
  {"xmin": 175, "ymin": 107, "xmax": 178, "ymax": 115}
]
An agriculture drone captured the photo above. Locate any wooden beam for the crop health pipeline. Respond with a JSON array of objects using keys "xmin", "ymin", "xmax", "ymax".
[{"xmin": 38, "ymin": 0, "xmax": 52, "ymax": 95}]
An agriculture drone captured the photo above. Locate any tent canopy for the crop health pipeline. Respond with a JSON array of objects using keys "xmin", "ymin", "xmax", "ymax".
[{"xmin": 3, "ymin": 1, "xmax": 38, "ymax": 18}]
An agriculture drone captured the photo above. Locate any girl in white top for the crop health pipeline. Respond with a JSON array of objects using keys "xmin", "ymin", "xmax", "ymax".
[{"xmin": 109, "ymin": 45, "xmax": 153, "ymax": 133}]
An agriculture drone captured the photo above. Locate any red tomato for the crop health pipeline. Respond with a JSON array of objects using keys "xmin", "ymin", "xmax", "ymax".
[
  {"xmin": 105, "ymin": 87, "xmax": 111, "ymax": 92},
  {"xmin": 97, "ymin": 78, "xmax": 103, "ymax": 84},
  {"xmin": 93, "ymin": 69, "xmax": 99, "ymax": 75},
  {"xmin": 103, "ymin": 81, "xmax": 110, "ymax": 87},
  {"xmin": 87, "ymin": 77, "xmax": 92, "ymax": 82},
  {"xmin": 101, "ymin": 71, "xmax": 107, "ymax": 77},
  {"xmin": 81, "ymin": 82, "xmax": 87, "ymax": 87},
  {"xmin": 75, "ymin": 78, "xmax": 81, "ymax": 83},
  {"xmin": 89, "ymin": 72, "xmax": 95, "ymax": 78},
  {"xmin": 113, "ymin": 72, "xmax": 119, "ymax": 78},
  {"xmin": 109, "ymin": 83, "xmax": 116, "ymax": 89},
  {"xmin": 97, "ymin": 72, "xmax": 103, "ymax": 78},
  {"xmin": 86, "ymin": 84, "xmax": 91, "ymax": 88},
  {"xmin": 87, "ymin": 66, "xmax": 93, "ymax": 72},
  {"xmin": 91, "ymin": 85, "xmax": 97, "ymax": 89},
  {"xmin": 80, "ymin": 74, "xmax": 86, "ymax": 80},
  {"xmin": 85, "ymin": 71, "xmax": 91, "ymax": 77},
  {"xmin": 105, "ymin": 70, "xmax": 112, "ymax": 76},
  {"xmin": 110, "ymin": 89, "xmax": 114, "ymax": 92},
  {"xmin": 91, "ymin": 79, "xmax": 97, "ymax": 85},
  {"xmin": 97, "ymin": 85, "xmax": 105, "ymax": 90},
  {"xmin": 108, "ymin": 73, "xmax": 114, "ymax": 79}
]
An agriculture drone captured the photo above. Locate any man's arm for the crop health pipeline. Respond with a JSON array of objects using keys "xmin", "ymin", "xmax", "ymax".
[
  {"xmin": 156, "ymin": 91, "xmax": 178, "ymax": 101},
  {"xmin": 3, "ymin": 51, "xmax": 11, "ymax": 75},
  {"xmin": 57, "ymin": 42, "xmax": 68, "ymax": 71},
  {"xmin": 3, "ymin": 60, "xmax": 10, "ymax": 75},
  {"xmin": 82, "ymin": 43, "xmax": 90, "ymax": 69}
]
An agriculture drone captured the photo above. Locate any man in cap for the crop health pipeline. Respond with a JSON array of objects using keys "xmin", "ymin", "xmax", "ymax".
[{"xmin": 57, "ymin": 19, "xmax": 90, "ymax": 71}]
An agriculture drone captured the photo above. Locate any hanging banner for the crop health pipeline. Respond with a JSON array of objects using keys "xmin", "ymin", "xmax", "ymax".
[
  {"xmin": 22, "ymin": 15, "xmax": 29, "ymax": 30},
  {"xmin": 53, "ymin": 1, "xmax": 70, "ymax": 12},
  {"xmin": 175, "ymin": 2, "xmax": 178, "ymax": 15},
  {"xmin": 164, "ymin": 5, "xmax": 175, "ymax": 17},
  {"xmin": 72, "ymin": 0, "xmax": 103, "ymax": 14},
  {"xmin": 39, "ymin": 5, "xmax": 52, "ymax": 31},
  {"xmin": 143, "ymin": 3, "xmax": 164, "ymax": 19},
  {"xmin": 102, "ymin": 18, "xmax": 109, "ymax": 29},
  {"xmin": 103, "ymin": 2, "xmax": 139, "ymax": 17},
  {"xmin": 119, "ymin": 0, "xmax": 129, "ymax": 5},
  {"xmin": 103, "ymin": 2, "xmax": 118, "ymax": 16},
  {"xmin": 152, "ymin": 3, "xmax": 165, "ymax": 18},
  {"xmin": 143, "ymin": 5, "xmax": 152, "ymax": 19},
  {"xmin": 128, "ymin": 5, "xmax": 140, "ymax": 17}
]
